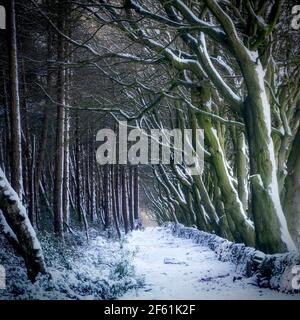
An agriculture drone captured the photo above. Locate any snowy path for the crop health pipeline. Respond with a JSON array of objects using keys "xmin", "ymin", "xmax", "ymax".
[{"xmin": 120, "ymin": 227, "xmax": 300, "ymax": 300}]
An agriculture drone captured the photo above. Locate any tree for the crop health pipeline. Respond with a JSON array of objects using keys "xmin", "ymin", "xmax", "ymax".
[
  {"xmin": 133, "ymin": 166, "xmax": 140, "ymax": 227},
  {"xmin": 0, "ymin": 167, "xmax": 46, "ymax": 281},
  {"xmin": 1, "ymin": 0, "xmax": 297, "ymax": 258},
  {"xmin": 90, "ymin": 0, "xmax": 299, "ymax": 253},
  {"xmin": 7, "ymin": 0, "xmax": 23, "ymax": 199},
  {"xmin": 53, "ymin": 1, "xmax": 66, "ymax": 239},
  {"xmin": 121, "ymin": 165, "xmax": 129, "ymax": 234},
  {"xmin": 284, "ymin": 124, "xmax": 300, "ymax": 244}
]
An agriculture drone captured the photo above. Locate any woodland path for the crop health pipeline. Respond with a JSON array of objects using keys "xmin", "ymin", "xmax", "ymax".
[{"xmin": 120, "ymin": 227, "xmax": 299, "ymax": 300}]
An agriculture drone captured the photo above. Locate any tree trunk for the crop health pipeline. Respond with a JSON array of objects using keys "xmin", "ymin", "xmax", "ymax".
[
  {"xmin": 111, "ymin": 165, "xmax": 121, "ymax": 238},
  {"xmin": 0, "ymin": 167, "xmax": 46, "ymax": 281},
  {"xmin": 75, "ymin": 111, "xmax": 82, "ymax": 223},
  {"xmin": 34, "ymin": 42, "xmax": 51, "ymax": 224},
  {"xmin": 2, "ymin": 70, "xmax": 11, "ymax": 179},
  {"xmin": 89, "ymin": 129, "xmax": 95, "ymax": 222},
  {"xmin": 284, "ymin": 126, "xmax": 300, "ymax": 247},
  {"xmin": 133, "ymin": 165, "xmax": 139, "ymax": 227},
  {"xmin": 121, "ymin": 165, "xmax": 129, "ymax": 234},
  {"xmin": 115, "ymin": 165, "xmax": 120, "ymax": 222},
  {"xmin": 242, "ymin": 58, "xmax": 295, "ymax": 253},
  {"xmin": 103, "ymin": 164, "xmax": 110, "ymax": 229},
  {"xmin": 8, "ymin": 0, "xmax": 23, "ymax": 199},
  {"xmin": 21, "ymin": 55, "xmax": 36, "ymax": 227},
  {"xmin": 192, "ymin": 89, "xmax": 255, "ymax": 246},
  {"xmin": 53, "ymin": 3, "xmax": 65, "ymax": 239},
  {"xmin": 232, "ymin": 128, "xmax": 248, "ymax": 212},
  {"xmin": 128, "ymin": 166, "xmax": 134, "ymax": 230}
]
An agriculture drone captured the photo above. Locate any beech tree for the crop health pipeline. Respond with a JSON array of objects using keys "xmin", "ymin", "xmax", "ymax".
[{"xmin": 83, "ymin": 0, "xmax": 299, "ymax": 253}]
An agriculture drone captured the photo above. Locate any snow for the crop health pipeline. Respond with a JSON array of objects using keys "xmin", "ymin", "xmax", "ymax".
[
  {"xmin": 241, "ymin": 135, "xmax": 249, "ymax": 201},
  {"xmin": 216, "ymin": 55, "xmax": 235, "ymax": 76},
  {"xmin": 0, "ymin": 229, "xmax": 140, "ymax": 300},
  {"xmin": 120, "ymin": 227, "xmax": 300, "ymax": 300},
  {"xmin": 1, "ymin": 224, "xmax": 299, "ymax": 300}
]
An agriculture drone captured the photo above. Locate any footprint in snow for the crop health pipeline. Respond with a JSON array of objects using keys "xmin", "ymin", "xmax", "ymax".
[{"xmin": 164, "ymin": 257, "xmax": 189, "ymax": 266}]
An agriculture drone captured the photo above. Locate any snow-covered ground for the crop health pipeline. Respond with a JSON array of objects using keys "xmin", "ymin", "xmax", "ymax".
[
  {"xmin": 1, "ymin": 226, "xmax": 299, "ymax": 300},
  {"xmin": 0, "ymin": 229, "xmax": 140, "ymax": 300},
  {"xmin": 120, "ymin": 227, "xmax": 300, "ymax": 300}
]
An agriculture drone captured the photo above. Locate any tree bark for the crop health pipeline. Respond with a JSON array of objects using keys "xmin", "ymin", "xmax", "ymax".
[
  {"xmin": 128, "ymin": 166, "xmax": 134, "ymax": 230},
  {"xmin": 63, "ymin": 109, "xmax": 70, "ymax": 227},
  {"xmin": 53, "ymin": 3, "xmax": 65, "ymax": 239},
  {"xmin": 121, "ymin": 165, "xmax": 129, "ymax": 234},
  {"xmin": 242, "ymin": 61, "xmax": 295, "ymax": 253},
  {"xmin": 103, "ymin": 164, "xmax": 110, "ymax": 229},
  {"xmin": 0, "ymin": 167, "xmax": 46, "ymax": 281},
  {"xmin": 111, "ymin": 165, "xmax": 121, "ymax": 238},
  {"xmin": 75, "ymin": 111, "xmax": 81, "ymax": 223},
  {"xmin": 133, "ymin": 166, "xmax": 139, "ymax": 226},
  {"xmin": 7, "ymin": 0, "xmax": 23, "ymax": 199},
  {"xmin": 284, "ymin": 126, "xmax": 300, "ymax": 247},
  {"xmin": 115, "ymin": 165, "xmax": 120, "ymax": 222},
  {"xmin": 192, "ymin": 88, "xmax": 255, "ymax": 246}
]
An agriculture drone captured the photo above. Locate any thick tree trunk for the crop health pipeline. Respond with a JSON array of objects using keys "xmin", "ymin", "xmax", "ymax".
[
  {"xmin": 0, "ymin": 168, "xmax": 46, "ymax": 281},
  {"xmin": 242, "ymin": 58, "xmax": 295, "ymax": 253},
  {"xmin": 189, "ymin": 109, "xmax": 220, "ymax": 232},
  {"xmin": 192, "ymin": 89, "xmax": 255, "ymax": 246},
  {"xmin": 284, "ymin": 126, "xmax": 300, "ymax": 247},
  {"xmin": 199, "ymin": 116, "xmax": 255, "ymax": 245}
]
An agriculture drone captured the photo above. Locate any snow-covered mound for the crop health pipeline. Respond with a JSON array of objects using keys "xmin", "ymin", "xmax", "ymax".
[{"xmin": 168, "ymin": 223, "xmax": 300, "ymax": 293}]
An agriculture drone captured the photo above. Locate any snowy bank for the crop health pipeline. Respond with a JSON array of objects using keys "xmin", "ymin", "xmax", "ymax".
[
  {"xmin": 167, "ymin": 223, "xmax": 300, "ymax": 293},
  {"xmin": 0, "ymin": 230, "xmax": 141, "ymax": 300}
]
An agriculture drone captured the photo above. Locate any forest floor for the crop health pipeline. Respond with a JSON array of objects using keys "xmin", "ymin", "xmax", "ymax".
[
  {"xmin": 1, "ymin": 226, "xmax": 300, "ymax": 300},
  {"xmin": 120, "ymin": 227, "xmax": 300, "ymax": 300},
  {"xmin": 0, "ymin": 228, "xmax": 141, "ymax": 300}
]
